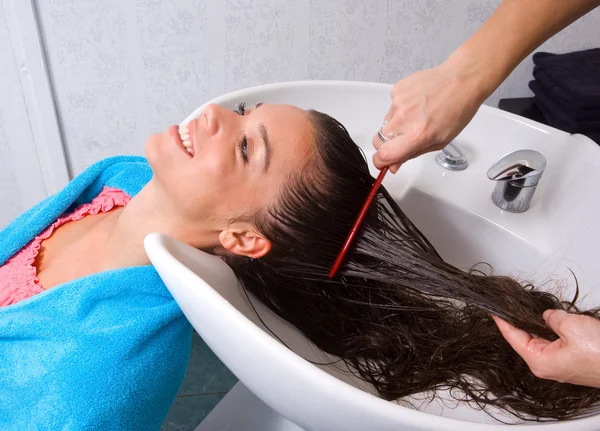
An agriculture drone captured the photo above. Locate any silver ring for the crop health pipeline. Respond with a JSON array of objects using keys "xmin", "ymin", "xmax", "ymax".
[
  {"xmin": 377, "ymin": 128, "xmax": 389, "ymax": 143},
  {"xmin": 378, "ymin": 125, "xmax": 398, "ymax": 143}
]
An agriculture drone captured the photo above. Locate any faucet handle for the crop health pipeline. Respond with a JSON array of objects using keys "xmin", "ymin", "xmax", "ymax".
[
  {"xmin": 487, "ymin": 150, "xmax": 546, "ymax": 213},
  {"xmin": 487, "ymin": 150, "xmax": 546, "ymax": 187}
]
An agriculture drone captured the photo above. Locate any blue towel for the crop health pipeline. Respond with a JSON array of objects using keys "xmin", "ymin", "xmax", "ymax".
[{"xmin": 0, "ymin": 156, "xmax": 192, "ymax": 431}]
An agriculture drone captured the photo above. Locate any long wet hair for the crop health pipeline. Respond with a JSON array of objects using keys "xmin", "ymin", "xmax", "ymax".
[{"xmin": 223, "ymin": 109, "xmax": 600, "ymax": 421}]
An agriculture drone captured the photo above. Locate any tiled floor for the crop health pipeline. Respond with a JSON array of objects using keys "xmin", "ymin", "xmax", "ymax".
[{"xmin": 161, "ymin": 331, "xmax": 238, "ymax": 431}]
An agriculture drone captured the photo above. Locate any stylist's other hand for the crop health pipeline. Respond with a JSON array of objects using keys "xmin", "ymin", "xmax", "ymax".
[
  {"xmin": 373, "ymin": 58, "xmax": 485, "ymax": 173},
  {"xmin": 492, "ymin": 310, "xmax": 600, "ymax": 388}
]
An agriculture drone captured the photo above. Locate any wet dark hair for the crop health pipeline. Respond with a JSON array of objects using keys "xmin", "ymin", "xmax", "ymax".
[{"xmin": 223, "ymin": 109, "xmax": 600, "ymax": 421}]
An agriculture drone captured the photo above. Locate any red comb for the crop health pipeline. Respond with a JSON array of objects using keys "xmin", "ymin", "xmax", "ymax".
[{"xmin": 328, "ymin": 167, "xmax": 388, "ymax": 278}]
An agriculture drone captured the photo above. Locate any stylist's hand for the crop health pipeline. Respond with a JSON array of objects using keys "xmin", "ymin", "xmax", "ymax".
[
  {"xmin": 492, "ymin": 310, "xmax": 600, "ymax": 388},
  {"xmin": 373, "ymin": 56, "xmax": 486, "ymax": 173}
]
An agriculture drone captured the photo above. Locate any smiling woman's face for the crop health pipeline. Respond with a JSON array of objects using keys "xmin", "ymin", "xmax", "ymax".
[{"xmin": 145, "ymin": 103, "xmax": 315, "ymax": 226}]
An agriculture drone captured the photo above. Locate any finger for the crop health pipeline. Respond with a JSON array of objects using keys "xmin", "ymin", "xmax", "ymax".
[
  {"xmin": 543, "ymin": 309, "xmax": 569, "ymax": 338},
  {"xmin": 379, "ymin": 122, "xmax": 401, "ymax": 142},
  {"xmin": 492, "ymin": 315, "xmax": 551, "ymax": 360},
  {"xmin": 384, "ymin": 105, "xmax": 396, "ymax": 123},
  {"xmin": 389, "ymin": 163, "xmax": 401, "ymax": 174},
  {"xmin": 390, "ymin": 146, "xmax": 438, "ymax": 173},
  {"xmin": 389, "ymin": 143, "xmax": 446, "ymax": 173},
  {"xmin": 372, "ymin": 130, "xmax": 399, "ymax": 150},
  {"xmin": 407, "ymin": 148, "xmax": 433, "ymax": 161},
  {"xmin": 493, "ymin": 316, "xmax": 569, "ymax": 381},
  {"xmin": 376, "ymin": 135, "xmax": 423, "ymax": 167},
  {"xmin": 372, "ymin": 151, "xmax": 388, "ymax": 171},
  {"xmin": 372, "ymin": 134, "xmax": 383, "ymax": 150},
  {"xmin": 373, "ymin": 115, "xmax": 401, "ymax": 150}
]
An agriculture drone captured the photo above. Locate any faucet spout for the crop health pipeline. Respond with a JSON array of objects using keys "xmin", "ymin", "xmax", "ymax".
[
  {"xmin": 435, "ymin": 142, "xmax": 468, "ymax": 171},
  {"xmin": 487, "ymin": 150, "xmax": 546, "ymax": 213}
]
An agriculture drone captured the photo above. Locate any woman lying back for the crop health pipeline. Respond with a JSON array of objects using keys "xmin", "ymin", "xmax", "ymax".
[{"xmin": 1, "ymin": 102, "xmax": 599, "ymax": 428}]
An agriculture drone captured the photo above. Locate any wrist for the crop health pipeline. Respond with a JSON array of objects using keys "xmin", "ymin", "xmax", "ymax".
[{"xmin": 443, "ymin": 45, "xmax": 507, "ymax": 105}]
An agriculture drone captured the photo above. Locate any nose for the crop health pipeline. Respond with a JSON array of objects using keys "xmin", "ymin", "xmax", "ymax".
[{"xmin": 203, "ymin": 104, "xmax": 236, "ymax": 137}]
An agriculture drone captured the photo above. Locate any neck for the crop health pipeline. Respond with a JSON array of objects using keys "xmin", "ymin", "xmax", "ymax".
[{"xmin": 100, "ymin": 181, "xmax": 220, "ymax": 267}]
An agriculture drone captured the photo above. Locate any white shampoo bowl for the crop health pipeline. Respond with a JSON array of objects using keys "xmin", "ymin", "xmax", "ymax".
[{"xmin": 145, "ymin": 81, "xmax": 600, "ymax": 431}]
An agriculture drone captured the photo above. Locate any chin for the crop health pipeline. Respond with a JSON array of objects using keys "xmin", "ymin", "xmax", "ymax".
[
  {"xmin": 144, "ymin": 132, "xmax": 165, "ymax": 167},
  {"xmin": 145, "ymin": 132, "xmax": 184, "ymax": 193},
  {"xmin": 145, "ymin": 134, "xmax": 173, "ymax": 190}
]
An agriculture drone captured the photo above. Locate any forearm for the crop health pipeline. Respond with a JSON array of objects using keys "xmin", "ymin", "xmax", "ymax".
[{"xmin": 445, "ymin": 0, "xmax": 600, "ymax": 102}]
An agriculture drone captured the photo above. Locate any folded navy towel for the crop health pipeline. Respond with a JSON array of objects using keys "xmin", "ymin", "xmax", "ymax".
[
  {"xmin": 532, "ymin": 67, "xmax": 600, "ymax": 121},
  {"xmin": 0, "ymin": 156, "xmax": 193, "ymax": 431},
  {"xmin": 530, "ymin": 80, "xmax": 600, "ymax": 133},
  {"xmin": 532, "ymin": 48, "xmax": 600, "ymax": 110}
]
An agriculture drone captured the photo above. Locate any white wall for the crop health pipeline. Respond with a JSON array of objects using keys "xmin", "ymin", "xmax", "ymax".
[
  {"xmin": 0, "ymin": 0, "xmax": 56, "ymax": 228},
  {"xmin": 2, "ymin": 0, "xmax": 600, "ymax": 227}
]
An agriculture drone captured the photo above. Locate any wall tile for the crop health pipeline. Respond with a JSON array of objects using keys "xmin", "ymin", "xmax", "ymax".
[
  {"xmin": 308, "ymin": 0, "xmax": 386, "ymax": 80},
  {"xmin": 0, "ymin": 113, "xmax": 21, "ymax": 229},
  {"xmin": 0, "ymin": 1, "xmax": 49, "ymax": 227},
  {"xmin": 27, "ymin": 0, "xmax": 600, "ymax": 175},
  {"xmin": 222, "ymin": 0, "xmax": 306, "ymax": 90}
]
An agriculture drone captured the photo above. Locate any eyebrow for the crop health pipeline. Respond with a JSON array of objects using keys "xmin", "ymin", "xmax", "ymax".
[
  {"xmin": 258, "ymin": 123, "xmax": 271, "ymax": 173},
  {"xmin": 251, "ymin": 103, "xmax": 271, "ymax": 172}
]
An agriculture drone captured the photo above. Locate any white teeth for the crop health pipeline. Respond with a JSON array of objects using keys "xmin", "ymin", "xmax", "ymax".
[{"xmin": 178, "ymin": 125, "xmax": 193, "ymax": 156}]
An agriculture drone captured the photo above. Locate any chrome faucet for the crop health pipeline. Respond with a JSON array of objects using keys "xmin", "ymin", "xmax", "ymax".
[{"xmin": 487, "ymin": 150, "xmax": 546, "ymax": 213}]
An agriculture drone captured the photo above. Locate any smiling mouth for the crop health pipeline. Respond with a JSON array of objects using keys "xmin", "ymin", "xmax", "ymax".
[
  {"xmin": 169, "ymin": 125, "xmax": 194, "ymax": 158},
  {"xmin": 178, "ymin": 124, "xmax": 195, "ymax": 157}
]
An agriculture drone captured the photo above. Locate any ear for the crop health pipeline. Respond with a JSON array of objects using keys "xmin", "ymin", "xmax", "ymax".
[{"xmin": 218, "ymin": 224, "xmax": 272, "ymax": 259}]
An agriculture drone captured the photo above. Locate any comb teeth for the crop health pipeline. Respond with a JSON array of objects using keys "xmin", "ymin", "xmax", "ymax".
[{"xmin": 328, "ymin": 167, "xmax": 388, "ymax": 278}]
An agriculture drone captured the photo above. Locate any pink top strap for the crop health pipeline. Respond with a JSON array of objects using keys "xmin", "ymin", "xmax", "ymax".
[{"xmin": 0, "ymin": 187, "xmax": 131, "ymax": 307}]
